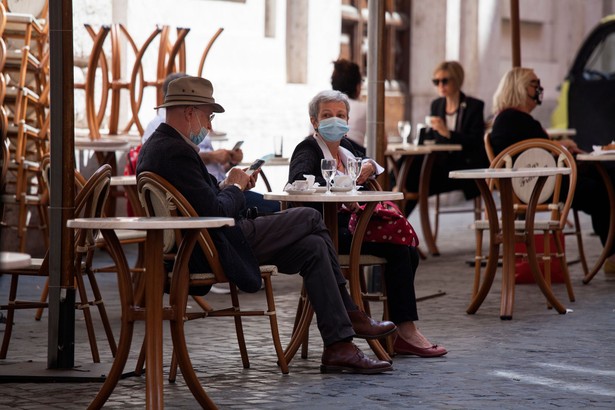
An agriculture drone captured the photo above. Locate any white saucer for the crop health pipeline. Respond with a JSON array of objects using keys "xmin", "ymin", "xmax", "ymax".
[
  {"xmin": 285, "ymin": 189, "xmax": 316, "ymax": 195},
  {"xmin": 331, "ymin": 186, "xmax": 352, "ymax": 192},
  {"xmin": 314, "ymin": 186, "xmax": 327, "ymax": 193}
]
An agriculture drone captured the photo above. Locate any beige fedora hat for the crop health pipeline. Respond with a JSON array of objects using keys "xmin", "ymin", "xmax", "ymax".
[{"xmin": 155, "ymin": 76, "xmax": 225, "ymax": 112}]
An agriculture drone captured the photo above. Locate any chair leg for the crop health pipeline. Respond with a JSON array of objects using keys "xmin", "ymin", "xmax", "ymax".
[
  {"xmin": 34, "ymin": 277, "xmax": 49, "ymax": 320},
  {"xmin": 0, "ymin": 275, "xmax": 20, "ymax": 359},
  {"xmin": 169, "ymin": 350, "xmax": 179, "ymax": 383},
  {"xmin": 74, "ymin": 272, "xmax": 101, "ymax": 363},
  {"xmin": 433, "ymin": 193, "xmax": 441, "ymax": 243},
  {"xmin": 263, "ymin": 274, "xmax": 289, "ymax": 374},
  {"xmin": 554, "ymin": 230, "xmax": 575, "ymax": 302},
  {"xmin": 543, "ymin": 232, "xmax": 553, "ymax": 310},
  {"xmin": 573, "ymin": 209, "xmax": 589, "ymax": 276},
  {"xmin": 473, "ymin": 228, "xmax": 484, "ymax": 298},
  {"xmin": 84, "ymin": 268, "xmax": 117, "ymax": 356},
  {"xmin": 134, "ymin": 336, "xmax": 146, "ymax": 376},
  {"xmin": 229, "ymin": 283, "xmax": 250, "ymax": 369}
]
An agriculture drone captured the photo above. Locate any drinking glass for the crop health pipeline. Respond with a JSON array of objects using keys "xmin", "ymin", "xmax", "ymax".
[
  {"xmin": 397, "ymin": 121, "xmax": 412, "ymax": 144},
  {"xmin": 347, "ymin": 157, "xmax": 362, "ymax": 194},
  {"xmin": 320, "ymin": 159, "xmax": 337, "ymax": 195}
]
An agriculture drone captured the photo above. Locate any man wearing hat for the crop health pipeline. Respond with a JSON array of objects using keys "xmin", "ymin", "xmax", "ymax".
[{"xmin": 137, "ymin": 76, "xmax": 395, "ymax": 374}]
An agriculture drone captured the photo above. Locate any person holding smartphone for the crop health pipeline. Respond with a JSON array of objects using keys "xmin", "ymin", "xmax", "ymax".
[{"xmin": 137, "ymin": 76, "xmax": 397, "ymax": 374}]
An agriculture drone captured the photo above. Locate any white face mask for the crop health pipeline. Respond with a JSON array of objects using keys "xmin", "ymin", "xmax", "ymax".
[
  {"xmin": 317, "ymin": 117, "xmax": 350, "ymax": 142},
  {"xmin": 189, "ymin": 114, "xmax": 208, "ymax": 145}
]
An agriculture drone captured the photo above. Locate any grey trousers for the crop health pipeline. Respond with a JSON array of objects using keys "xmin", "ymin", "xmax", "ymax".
[{"xmin": 238, "ymin": 207, "xmax": 355, "ymax": 346}]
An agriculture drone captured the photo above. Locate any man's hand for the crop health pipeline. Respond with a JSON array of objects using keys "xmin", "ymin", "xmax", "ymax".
[
  {"xmin": 229, "ymin": 148, "xmax": 244, "ymax": 165},
  {"xmin": 224, "ymin": 167, "xmax": 252, "ymax": 190},
  {"xmin": 201, "ymin": 149, "xmax": 231, "ymax": 165}
]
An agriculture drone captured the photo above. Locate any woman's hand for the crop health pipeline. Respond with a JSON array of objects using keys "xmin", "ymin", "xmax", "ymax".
[
  {"xmin": 341, "ymin": 202, "xmax": 361, "ymax": 213},
  {"xmin": 430, "ymin": 116, "xmax": 450, "ymax": 138},
  {"xmin": 357, "ymin": 161, "xmax": 375, "ymax": 184},
  {"xmin": 559, "ymin": 139, "xmax": 585, "ymax": 155}
]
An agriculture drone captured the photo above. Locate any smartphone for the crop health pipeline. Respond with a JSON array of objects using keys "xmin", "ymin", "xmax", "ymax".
[
  {"xmin": 232, "ymin": 140, "xmax": 244, "ymax": 151},
  {"xmin": 245, "ymin": 159, "xmax": 266, "ymax": 176}
]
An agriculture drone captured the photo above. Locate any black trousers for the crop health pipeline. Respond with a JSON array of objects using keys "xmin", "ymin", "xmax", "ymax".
[
  {"xmin": 338, "ymin": 217, "xmax": 420, "ymax": 324},
  {"xmin": 238, "ymin": 207, "xmax": 355, "ymax": 346}
]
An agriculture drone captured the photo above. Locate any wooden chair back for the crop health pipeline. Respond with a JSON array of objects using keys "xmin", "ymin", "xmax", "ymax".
[
  {"xmin": 489, "ymin": 138, "xmax": 576, "ymax": 229},
  {"xmin": 484, "ymin": 131, "xmax": 495, "ymax": 162},
  {"xmin": 137, "ymin": 171, "xmax": 226, "ymax": 283}
]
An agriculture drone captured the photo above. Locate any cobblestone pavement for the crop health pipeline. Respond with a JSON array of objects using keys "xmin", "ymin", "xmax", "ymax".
[{"xmin": 1, "ymin": 203, "xmax": 614, "ymax": 409}]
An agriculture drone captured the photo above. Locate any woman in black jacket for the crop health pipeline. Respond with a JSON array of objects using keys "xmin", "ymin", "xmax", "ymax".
[{"xmin": 404, "ymin": 61, "xmax": 487, "ymax": 215}]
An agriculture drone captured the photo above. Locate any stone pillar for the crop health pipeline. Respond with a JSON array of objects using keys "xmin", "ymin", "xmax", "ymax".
[{"xmin": 286, "ymin": 0, "xmax": 308, "ymax": 83}]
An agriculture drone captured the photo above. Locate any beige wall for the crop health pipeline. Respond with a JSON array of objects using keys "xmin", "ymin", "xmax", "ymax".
[
  {"xmin": 73, "ymin": 0, "xmax": 615, "ymax": 157},
  {"xmin": 408, "ymin": 0, "xmax": 615, "ymax": 127}
]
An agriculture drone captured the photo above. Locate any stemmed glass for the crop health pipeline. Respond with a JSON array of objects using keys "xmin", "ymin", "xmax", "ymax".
[
  {"xmin": 321, "ymin": 159, "xmax": 337, "ymax": 195},
  {"xmin": 398, "ymin": 121, "xmax": 412, "ymax": 145},
  {"xmin": 347, "ymin": 157, "xmax": 362, "ymax": 194}
]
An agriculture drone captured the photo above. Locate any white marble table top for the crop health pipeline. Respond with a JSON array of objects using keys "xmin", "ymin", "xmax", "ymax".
[
  {"xmin": 546, "ymin": 128, "xmax": 576, "ymax": 138},
  {"xmin": 0, "ymin": 252, "xmax": 32, "ymax": 270},
  {"xmin": 67, "ymin": 216, "xmax": 234, "ymax": 230},
  {"xmin": 264, "ymin": 190, "xmax": 402, "ymax": 203},
  {"xmin": 110, "ymin": 175, "xmax": 137, "ymax": 186},
  {"xmin": 74, "ymin": 137, "xmax": 132, "ymax": 152},
  {"xmin": 576, "ymin": 152, "xmax": 615, "ymax": 161},
  {"xmin": 449, "ymin": 167, "xmax": 571, "ymax": 179},
  {"xmin": 385, "ymin": 143, "xmax": 462, "ymax": 156}
]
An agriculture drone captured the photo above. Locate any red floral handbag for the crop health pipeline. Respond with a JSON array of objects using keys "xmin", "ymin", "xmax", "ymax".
[{"xmin": 348, "ymin": 200, "xmax": 419, "ymax": 247}]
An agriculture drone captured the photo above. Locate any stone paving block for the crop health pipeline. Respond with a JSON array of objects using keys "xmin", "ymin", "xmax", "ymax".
[{"xmin": 1, "ymin": 205, "xmax": 615, "ymax": 409}]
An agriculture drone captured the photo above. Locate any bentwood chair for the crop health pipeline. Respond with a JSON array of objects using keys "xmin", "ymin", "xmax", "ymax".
[
  {"xmin": 473, "ymin": 138, "xmax": 576, "ymax": 309},
  {"xmin": 483, "ymin": 132, "xmax": 588, "ymax": 276},
  {"xmin": 137, "ymin": 171, "xmax": 289, "ymax": 377},
  {"xmin": 0, "ymin": 164, "xmax": 117, "ymax": 362}
]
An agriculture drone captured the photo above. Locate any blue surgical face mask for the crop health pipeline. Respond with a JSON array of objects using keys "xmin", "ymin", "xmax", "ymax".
[
  {"xmin": 317, "ymin": 117, "xmax": 349, "ymax": 142},
  {"xmin": 189, "ymin": 116, "xmax": 208, "ymax": 145}
]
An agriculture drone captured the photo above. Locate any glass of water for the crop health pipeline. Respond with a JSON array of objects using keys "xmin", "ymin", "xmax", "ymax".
[
  {"xmin": 321, "ymin": 159, "xmax": 337, "ymax": 195},
  {"xmin": 397, "ymin": 121, "xmax": 412, "ymax": 144},
  {"xmin": 347, "ymin": 157, "xmax": 362, "ymax": 194}
]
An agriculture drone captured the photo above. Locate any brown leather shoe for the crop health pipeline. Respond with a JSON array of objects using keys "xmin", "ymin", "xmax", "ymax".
[
  {"xmin": 393, "ymin": 335, "xmax": 448, "ymax": 357},
  {"xmin": 321, "ymin": 341, "xmax": 393, "ymax": 374},
  {"xmin": 348, "ymin": 310, "xmax": 397, "ymax": 339}
]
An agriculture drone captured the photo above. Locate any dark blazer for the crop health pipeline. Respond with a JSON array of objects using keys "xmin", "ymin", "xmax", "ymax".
[
  {"xmin": 136, "ymin": 123, "xmax": 262, "ymax": 293},
  {"xmin": 288, "ymin": 136, "xmax": 360, "ymax": 186},
  {"xmin": 429, "ymin": 92, "xmax": 488, "ymax": 170},
  {"xmin": 490, "ymin": 108, "xmax": 548, "ymax": 156}
]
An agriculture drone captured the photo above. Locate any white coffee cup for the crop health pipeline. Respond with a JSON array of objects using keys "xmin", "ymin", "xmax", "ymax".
[
  {"xmin": 292, "ymin": 180, "xmax": 309, "ymax": 191},
  {"xmin": 303, "ymin": 174, "xmax": 315, "ymax": 188},
  {"xmin": 425, "ymin": 115, "xmax": 433, "ymax": 128},
  {"xmin": 333, "ymin": 175, "xmax": 352, "ymax": 188}
]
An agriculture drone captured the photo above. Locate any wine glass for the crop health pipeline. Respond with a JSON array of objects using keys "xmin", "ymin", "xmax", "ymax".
[
  {"xmin": 321, "ymin": 159, "xmax": 337, "ymax": 195},
  {"xmin": 397, "ymin": 121, "xmax": 412, "ymax": 145},
  {"xmin": 347, "ymin": 157, "xmax": 362, "ymax": 194}
]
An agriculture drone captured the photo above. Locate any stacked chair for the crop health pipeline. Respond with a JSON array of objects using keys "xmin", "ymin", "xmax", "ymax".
[
  {"xmin": 0, "ymin": 164, "xmax": 117, "ymax": 362},
  {"xmin": 0, "ymin": 0, "xmax": 49, "ymax": 252}
]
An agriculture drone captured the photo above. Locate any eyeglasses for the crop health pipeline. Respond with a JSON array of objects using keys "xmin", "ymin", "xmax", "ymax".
[
  {"xmin": 194, "ymin": 107, "xmax": 215, "ymax": 122},
  {"xmin": 529, "ymin": 80, "xmax": 542, "ymax": 89},
  {"xmin": 432, "ymin": 78, "xmax": 450, "ymax": 86}
]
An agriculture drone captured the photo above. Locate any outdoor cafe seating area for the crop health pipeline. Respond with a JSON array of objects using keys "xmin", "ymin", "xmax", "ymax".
[{"xmin": 1, "ymin": 1, "xmax": 615, "ymax": 409}]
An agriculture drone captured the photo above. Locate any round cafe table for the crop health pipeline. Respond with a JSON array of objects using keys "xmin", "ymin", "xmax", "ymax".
[
  {"xmin": 68, "ymin": 216, "xmax": 233, "ymax": 410},
  {"xmin": 576, "ymin": 153, "xmax": 615, "ymax": 284},
  {"xmin": 264, "ymin": 189, "xmax": 402, "ymax": 363},
  {"xmin": 449, "ymin": 167, "xmax": 571, "ymax": 319},
  {"xmin": 386, "ymin": 143, "xmax": 462, "ymax": 256}
]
